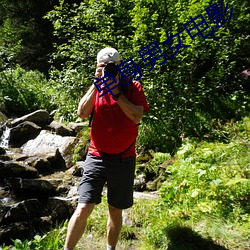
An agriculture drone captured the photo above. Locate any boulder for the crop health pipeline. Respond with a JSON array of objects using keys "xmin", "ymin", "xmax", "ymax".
[
  {"xmin": 9, "ymin": 121, "xmax": 41, "ymax": 147},
  {"xmin": 0, "ymin": 111, "xmax": 8, "ymax": 125},
  {"xmin": 134, "ymin": 173, "xmax": 146, "ymax": 191},
  {"xmin": 32, "ymin": 216, "xmax": 53, "ymax": 233},
  {"xmin": 0, "ymin": 222, "xmax": 32, "ymax": 245},
  {"xmin": 0, "ymin": 147, "xmax": 6, "ymax": 155},
  {"xmin": 66, "ymin": 161, "xmax": 84, "ymax": 177},
  {"xmin": 47, "ymin": 197, "xmax": 76, "ymax": 221},
  {"xmin": 25, "ymin": 156, "xmax": 53, "ymax": 174},
  {"xmin": 4, "ymin": 178, "xmax": 59, "ymax": 196},
  {"xmin": 68, "ymin": 121, "xmax": 88, "ymax": 133},
  {"xmin": 21, "ymin": 130, "xmax": 77, "ymax": 168},
  {"xmin": 0, "ymin": 199, "xmax": 42, "ymax": 224},
  {"xmin": 0, "ymin": 161, "xmax": 38, "ymax": 179},
  {"xmin": 49, "ymin": 121, "xmax": 74, "ymax": 136},
  {"xmin": 11, "ymin": 109, "xmax": 51, "ymax": 127}
]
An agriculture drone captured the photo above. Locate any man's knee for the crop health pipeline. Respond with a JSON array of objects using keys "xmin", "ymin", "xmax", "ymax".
[
  {"xmin": 74, "ymin": 203, "xmax": 95, "ymax": 219},
  {"xmin": 108, "ymin": 204, "xmax": 122, "ymax": 217}
]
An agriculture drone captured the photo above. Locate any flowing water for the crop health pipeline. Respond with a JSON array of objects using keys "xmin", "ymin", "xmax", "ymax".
[{"xmin": 0, "ymin": 126, "xmax": 10, "ymax": 148}]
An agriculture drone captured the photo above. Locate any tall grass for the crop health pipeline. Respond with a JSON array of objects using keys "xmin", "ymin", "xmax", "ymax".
[{"xmin": 1, "ymin": 117, "xmax": 249, "ymax": 249}]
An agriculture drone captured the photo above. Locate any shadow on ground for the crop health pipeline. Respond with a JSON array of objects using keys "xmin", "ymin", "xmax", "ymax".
[{"xmin": 166, "ymin": 226, "xmax": 228, "ymax": 250}]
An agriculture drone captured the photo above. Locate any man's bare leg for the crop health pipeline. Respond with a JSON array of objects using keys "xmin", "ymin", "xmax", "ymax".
[
  {"xmin": 64, "ymin": 203, "xmax": 95, "ymax": 250},
  {"xmin": 107, "ymin": 204, "xmax": 123, "ymax": 249}
]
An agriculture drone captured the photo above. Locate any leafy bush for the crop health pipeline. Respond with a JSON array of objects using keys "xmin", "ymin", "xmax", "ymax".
[
  {"xmin": 0, "ymin": 221, "xmax": 67, "ymax": 250},
  {"xmin": 43, "ymin": 0, "xmax": 250, "ymax": 152},
  {"xmin": 0, "ymin": 66, "xmax": 56, "ymax": 116},
  {"xmin": 160, "ymin": 117, "xmax": 250, "ymax": 221}
]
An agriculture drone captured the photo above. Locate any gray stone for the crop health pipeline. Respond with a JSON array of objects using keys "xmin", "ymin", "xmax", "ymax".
[
  {"xmin": 9, "ymin": 121, "xmax": 41, "ymax": 147},
  {"xmin": 1, "ymin": 199, "xmax": 42, "ymax": 224},
  {"xmin": 0, "ymin": 147, "xmax": 6, "ymax": 155},
  {"xmin": 0, "ymin": 161, "xmax": 38, "ymax": 179},
  {"xmin": 47, "ymin": 197, "xmax": 76, "ymax": 221},
  {"xmin": 134, "ymin": 173, "xmax": 146, "ymax": 191},
  {"xmin": 4, "ymin": 178, "xmax": 58, "ymax": 195},
  {"xmin": 11, "ymin": 109, "xmax": 51, "ymax": 127},
  {"xmin": 25, "ymin": 156, "xmax": 53, "ymax": 174},
  {"xmin": 68, "ymin": 121, "xmax": 88, "ymax": 133},
  {"xmin": 21, "ymin": 130, "xmax": 77, "ymax": 168},
  {"xmin": 0, "ymin": 222, "xmax": 32, "ymax": 245},
  {"xmin": 49, "ymin": 121, "xmax": 74, "ymax": 136}
]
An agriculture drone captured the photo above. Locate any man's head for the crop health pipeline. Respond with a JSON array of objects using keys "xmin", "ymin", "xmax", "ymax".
[
  {"xmin": 97, "ymin": 48, "xmax": 120, "ymax": 78},
  {"xmin": 97, "ymin": 47, "xmax": 120, "ymax": 64}
]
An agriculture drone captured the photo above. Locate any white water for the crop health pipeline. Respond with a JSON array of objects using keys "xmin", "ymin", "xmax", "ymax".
[{"xmin": 0, "ymin": 126, "xmax": 10, "ymax": 148}]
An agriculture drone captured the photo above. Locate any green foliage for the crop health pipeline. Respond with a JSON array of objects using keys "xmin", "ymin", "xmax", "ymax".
[
  {"xmin": 43, "ymin": 0, "xmax": 250, "ymax": 152},
  {"xmin": 1, "ymin": 118, "xmax": 249, "ymax": 249},
  {"xmin": 0, "ymin": 66, "xmax": 55, "ymax": 116},
  {"xmin": 1, "ymin": 221, "xmax": 67, "ymax": 250},
  {"xmin": 0, "ymin": 0, "xmax": 249, "ymax": 150},
  {"xmin": 160, "ymin": 117, "xmax": 250, "ymax": 222},
  {"xmin": 72, "ymin": 127, "xmax": 90, "ymax": 163},
  {"xmin": 0, "ymin": 18, "xmax": 23, "ymax": 70},
  {"xmin": 0, "ymin": 0, "xmax": 57, "ymax": 72}
]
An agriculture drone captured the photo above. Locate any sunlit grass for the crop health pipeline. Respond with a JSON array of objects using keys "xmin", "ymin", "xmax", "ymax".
[{"xmin": 1, "ymin": 118, "xmax": 249, "ymax": 249}]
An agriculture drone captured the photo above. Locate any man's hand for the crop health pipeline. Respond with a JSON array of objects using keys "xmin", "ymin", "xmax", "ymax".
[
  {"xmin": 111, "ymin": 74, "xmax": 120, "ymax": 95},
  {"xmin": 95, "ymin": 63, "xmax": 105, "ymax": 79}
]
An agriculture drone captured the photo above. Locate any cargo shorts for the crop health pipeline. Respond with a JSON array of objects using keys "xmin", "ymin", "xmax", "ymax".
[{"xmin": 77, "ymin": 153, "xmax": 136, "ymax": 209}]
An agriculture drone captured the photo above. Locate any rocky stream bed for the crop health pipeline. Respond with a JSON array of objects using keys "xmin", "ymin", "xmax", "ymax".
[{"xmin": 0, "ymin": 110, "xmax": 158, "ymax": 245}]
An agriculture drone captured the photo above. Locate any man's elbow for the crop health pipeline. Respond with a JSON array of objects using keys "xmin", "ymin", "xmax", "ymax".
[
  {"xmin": 77, "ymin": 109, "xmax": 89, "ymax": 119},
  {"xmin": 133, "ymin": 113, "xmax": 143, "ymax": 124}
]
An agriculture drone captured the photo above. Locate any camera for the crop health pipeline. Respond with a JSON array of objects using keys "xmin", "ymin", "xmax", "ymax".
[{"xmin": 102, "ymin": 61, "xmax": 118, "ymax": 77}]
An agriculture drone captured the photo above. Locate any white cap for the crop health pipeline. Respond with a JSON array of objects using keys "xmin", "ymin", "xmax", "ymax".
[{"xmin": 97, "ymin": 47, "xmax": 120, "ymax": 64}]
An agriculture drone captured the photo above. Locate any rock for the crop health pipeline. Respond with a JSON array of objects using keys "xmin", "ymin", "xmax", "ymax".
[
  {"xmin": 0, "ymin": 154, "xmax": 11, "ymax": 161},
  {"xmin": 0, "ymin": 111, "xmax": 8, "ymax": 125},
  {"xmin": 49, "ymin": 121, "xmax": 74, "ymax": 136},
  {"xmin": 0, "ymin": 206, "xmax": 9, "ymax": 224},
  {"xmin": 21, "ymin": 130, "xmax": 77, "ymax": 168},
  {"xmin": 0, "ymin": 147, "xmax": 6, "ymax": 155},
  {"xmin": 0, "ymin": 222, "xmax": 32, "ymax": 245},
  {"xmin": 45, "ymin": 148, "xmax": 66, "ymax": 170},
  {"xmin": 11, "ymin": 109, "xmax": 51, "ymax": 127},
  {"xmin": 4, "ymin": 178, "xmax": 58, "ymax": 196},
  {"xmin": 0, "ymin": 161, "xmax": 38, "ymax": 179},
  {"xmin": 134, "ymin": 173, "xmax": 146, "ymax": 191},
  {"xmin": 22, "ymin": 141, "xmax": 66, "ymax": 170},
  {"xmin": 68, "ymin": 121, "xmax": 88, "ymax": 133},
  {"xmin": 0, "ymin": 124, "xmax": 11, "ymax": 148},
  {"xmin": 67, "ymin": 186, "xmax": 78, "ymax": 198},
  {"xmin": 9, "ymin": 121, "xmax": 41, "ymax": 147},
  {"xmin": 32, "ymin": 216, "xmax": 53, "ymax": 233},
  {"xmin": 25, "ymin": 157, "xmax": 53, "ymax": 174},
  {"xmin": 66, "ymin": 161, "xmax": 84, "ymax": 177},
  {"xmin": 1, "ymin": 199, "xmax": 42, "ymax": 224},
  {"xmin": 47, "ymin": 197, "xmax": 76, "ymax": 221}
]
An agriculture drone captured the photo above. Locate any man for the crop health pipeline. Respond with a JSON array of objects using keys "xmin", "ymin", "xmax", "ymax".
[{"xmin": 64, "ymin": 47, "xmax": 150, "ymax": 250}]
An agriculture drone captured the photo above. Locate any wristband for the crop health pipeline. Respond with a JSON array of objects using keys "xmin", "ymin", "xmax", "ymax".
[{"xmin": 112, "ymin": 92, "xmax": 122, "ymax": 101}]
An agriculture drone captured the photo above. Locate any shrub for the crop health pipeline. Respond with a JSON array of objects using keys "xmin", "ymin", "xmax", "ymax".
[{"xmin": 0, "ymin": 66, "xmax": 55, "ymax": 116}]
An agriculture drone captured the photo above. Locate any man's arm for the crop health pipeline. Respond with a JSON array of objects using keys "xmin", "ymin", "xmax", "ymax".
[
  {"xmin": 77, "ymin": 64, "xmax": 104, "ymax": 119},
  {"xmin": 77, "ymin": 84, "xmax": 97, "ymax": 119},
  {"xmin": 112, "ymin": 75, "xmax": 143, "ymax": 124},
  {"xmin": 116, "ymin": 95, "xmax": 143, "ymax": 124}
]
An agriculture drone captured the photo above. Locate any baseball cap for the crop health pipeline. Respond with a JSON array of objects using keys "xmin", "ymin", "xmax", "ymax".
[{"xmin": 97, "ymin": 47, "xmax": 120, "ymax": 64}]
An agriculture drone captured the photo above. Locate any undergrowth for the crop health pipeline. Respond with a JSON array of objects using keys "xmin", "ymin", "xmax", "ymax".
[{"xmin": 1, "ymin": 117, "xmax": 249, "ymax": 249}]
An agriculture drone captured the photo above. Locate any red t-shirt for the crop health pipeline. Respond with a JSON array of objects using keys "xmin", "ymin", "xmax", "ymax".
[{"xmin": 88, "ymin": 80, "xmax": 150, "ymax": 158}]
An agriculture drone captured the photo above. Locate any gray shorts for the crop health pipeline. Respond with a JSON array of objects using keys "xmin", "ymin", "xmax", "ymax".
[{"xmin": 77, "ymin": 154, "xmax": 136, "ymax": 209}]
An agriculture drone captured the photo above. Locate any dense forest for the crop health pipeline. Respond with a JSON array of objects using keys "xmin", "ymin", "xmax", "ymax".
[
  {"xmin": 0, "ymin": 0, "xmax": 250, "ymax": 249},
  {"xmin": 0, "ymin": 0, "xmax": 249, "ymax": 153}
]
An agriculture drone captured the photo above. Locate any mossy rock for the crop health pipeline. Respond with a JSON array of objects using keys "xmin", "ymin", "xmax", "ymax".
[{"xmin": 0, "ymin": 111, "xmax": 8, "ymax": 124}]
